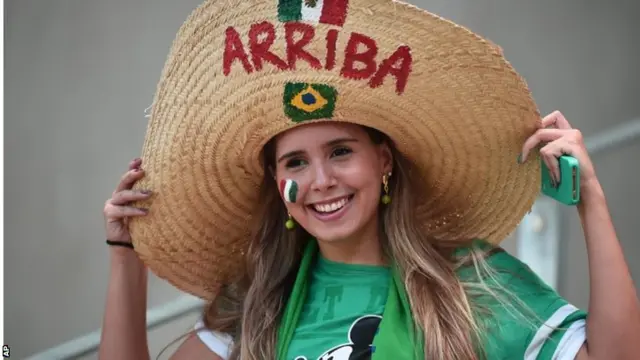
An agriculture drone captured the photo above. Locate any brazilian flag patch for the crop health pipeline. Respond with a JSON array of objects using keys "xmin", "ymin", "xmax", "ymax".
[{"xmin": 283, "ymin": 82, "xmax": 337, "ymax": 123}]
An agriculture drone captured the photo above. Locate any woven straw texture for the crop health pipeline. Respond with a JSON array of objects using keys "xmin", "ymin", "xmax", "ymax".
[{"xmin": 129, "ymin": 0, "xmax": 542, "ymax": 300}]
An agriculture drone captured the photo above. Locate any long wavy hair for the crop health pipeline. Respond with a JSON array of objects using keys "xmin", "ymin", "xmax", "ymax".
[{"xmin": 197, "ymin": 126, "xmax": 527, "ymax": 360}]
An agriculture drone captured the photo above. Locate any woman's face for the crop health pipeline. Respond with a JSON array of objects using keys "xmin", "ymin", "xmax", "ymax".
[{"xmin": 273, "ymin": 122, "xmax": 392, "ymax": 243}]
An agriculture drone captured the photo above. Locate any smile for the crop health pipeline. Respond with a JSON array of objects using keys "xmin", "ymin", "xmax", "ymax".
[{"xmin": 309, "ymin": 195, "xmax": 354, "ymax": 214}]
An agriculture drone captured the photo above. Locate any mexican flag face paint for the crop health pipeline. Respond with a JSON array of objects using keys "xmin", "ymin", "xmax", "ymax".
[{"xmin": 280, "ymin": 179, "xmax": 299, "ymax": 203}]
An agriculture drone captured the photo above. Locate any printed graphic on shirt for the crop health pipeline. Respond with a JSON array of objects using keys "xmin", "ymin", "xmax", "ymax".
[
  {"xmin": 294, "ymin": 315, "xmax": 382, "ymax": 360},
  {"xmin": 300, "ymin": 284, "xmax": 387, "ymax": 326}
]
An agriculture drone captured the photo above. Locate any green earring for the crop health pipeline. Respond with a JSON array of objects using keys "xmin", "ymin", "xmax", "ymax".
[
  {"xmin": 285, "ymin": 212, "xmax": 296, "ymax": 230},
  {"xmin": 381, "ymin": 172, "xmax": 391, "ymax": 205}
]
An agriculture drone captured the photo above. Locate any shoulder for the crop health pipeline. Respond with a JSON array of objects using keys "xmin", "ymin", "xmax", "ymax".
[
  {"xmin": 170, "ymin": 318, "xmax": 234, "ymax": 360},
  {"xmin": 455, "ymin": 239, "xmax": 561, "ymax": 297},
  {"xmin": 455, "ymin": 240, "xmax": 588, "ymax": 360}
]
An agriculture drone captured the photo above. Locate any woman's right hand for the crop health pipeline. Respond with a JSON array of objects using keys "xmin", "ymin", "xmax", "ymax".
[{"xmin": 103, "ymin": 158, "xmax": 152, "ymax": 251}]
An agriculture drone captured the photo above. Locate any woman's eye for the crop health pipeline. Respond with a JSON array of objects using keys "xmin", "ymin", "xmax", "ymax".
[
  {"xmin": 285, "ymin": 158, "xmax": 307, "ymax": 168},
  {"xmin": 332, "ymin": 147, "xmax": 352, "ymax": 157}
]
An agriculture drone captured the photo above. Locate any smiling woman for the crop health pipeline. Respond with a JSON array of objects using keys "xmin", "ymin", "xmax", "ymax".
[
  {"xmin": 270, "ymin": 123, "xmax": 392, "ymax": 262},
  {"xmin": 98, "ymin": 0, "xmax": 640, "ymax": 359}
]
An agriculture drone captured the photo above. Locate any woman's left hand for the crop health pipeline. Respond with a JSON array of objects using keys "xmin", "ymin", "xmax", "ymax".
[{"xmin": 519, "ymin": 110, "xmax": 598, "ymax": 191}]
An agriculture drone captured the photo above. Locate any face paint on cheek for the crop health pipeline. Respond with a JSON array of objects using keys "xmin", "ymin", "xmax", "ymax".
[{"xmin": 279, "ymin": 179, "xmax": 299, "ymax": 203}]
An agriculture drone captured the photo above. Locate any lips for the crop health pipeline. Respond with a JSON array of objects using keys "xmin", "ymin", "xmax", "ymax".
[
  {"xmin": 313, "ymin": 197, "xmax": 349, "ymax": 213},
  {"xmin": 308, "ymin": 195, "xmax": 354, "ymax": 221}
]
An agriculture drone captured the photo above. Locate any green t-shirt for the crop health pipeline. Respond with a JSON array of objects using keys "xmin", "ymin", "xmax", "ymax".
[
  {"xmin": 286, "ymin": 247, "xmax": 587, "ymax": 360},
  {"xmin": 195, "ymin": 244, "xmax": 587, "ymax": 359},
  {"xmin": 287, "ymin": 255, "xmax": 391, "ymax": 359}
]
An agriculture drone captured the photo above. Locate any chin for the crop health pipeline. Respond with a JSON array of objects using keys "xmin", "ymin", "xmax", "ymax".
[{"xmin": 310, "ymin": 222, "xmax": 360, "ymax": 243}]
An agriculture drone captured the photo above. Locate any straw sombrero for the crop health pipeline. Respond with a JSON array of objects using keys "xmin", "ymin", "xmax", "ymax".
[{"xmin": 129, "ymin": 0, "xmax": 542, "ymax": 300}]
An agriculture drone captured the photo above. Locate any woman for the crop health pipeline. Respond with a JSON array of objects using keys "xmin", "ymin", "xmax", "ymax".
[{"xmin": 99, "ymin": 0, "xmax": 640, "ymax": 359}]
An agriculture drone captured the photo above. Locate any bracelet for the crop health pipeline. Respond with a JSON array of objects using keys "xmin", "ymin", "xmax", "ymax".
[{"xmin": 106, "ymin": 240, "xmax": 134, "ymax": 249}]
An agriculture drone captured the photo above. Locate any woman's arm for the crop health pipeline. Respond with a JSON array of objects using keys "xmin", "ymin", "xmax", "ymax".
[
  {"xmin": 573, "ymin": 179, "xmax": 640, "ymax": 360},
  {"xmin": 98, "ymin": 248, "xmax": 225, "ymax": 360},
  {"xmin": 99, "ymin": 159, "xmax": 224, "ymax": 359},
  {"xmin": 98, "ymin": 248, "xmax": 151, "ymax": 360},
  {"xmin": 521, "ymin": 111, "xmax": 640, "ymax": 360}
]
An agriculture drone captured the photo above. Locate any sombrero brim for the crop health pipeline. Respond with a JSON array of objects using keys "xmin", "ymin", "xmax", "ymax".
[{"xmin": 129, "ymin": 0, "xmax": 541, "ymax": 300}]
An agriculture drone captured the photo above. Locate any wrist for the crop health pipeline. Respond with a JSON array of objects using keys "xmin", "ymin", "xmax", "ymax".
[
  {"xmin": 580, "ymin": 178, "xmax": 605, "ymax": 201},
  {"xmin": 578, "ymin": 178, "xmax": 606, "ymax": 213},
  {"xmin": 109, "ymin": 246, "xmax": 144, "ymax": 268}
]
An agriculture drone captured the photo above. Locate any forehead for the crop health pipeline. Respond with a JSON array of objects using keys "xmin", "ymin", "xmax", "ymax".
[{"xmin": 274, "ymin": 122, "xmax": 368, "ymax": 152}]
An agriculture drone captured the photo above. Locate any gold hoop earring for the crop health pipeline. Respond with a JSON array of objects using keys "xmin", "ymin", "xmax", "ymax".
[
  {"xmin": 285, "ymin": 212, "xmax": 296, "ymax": 230},
  {"xmin": 381, "ymin": 172, "xmax": 391, "ymax": 205}
]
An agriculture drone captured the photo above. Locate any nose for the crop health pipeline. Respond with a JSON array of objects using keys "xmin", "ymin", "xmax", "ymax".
[{"xmin": 310, "ymin": 162, "xmax": 336, "ymax": 192}]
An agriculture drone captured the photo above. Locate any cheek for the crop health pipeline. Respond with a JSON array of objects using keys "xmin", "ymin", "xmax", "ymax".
[
  {"xmin": 277, "ymin": 176, "xmax": 313, "ymax": 208},
  {"xmin": 278, "ymin": 178, "xmax": 301, "ymax": 204},
  {"xmin": 355, "ymin": 169, "xmax": 383, "ymax": 203},
  {"xmin": 341, "ymin": 164, "xmax": 381, "ymax": 193},
  {"xmin": 357, "ymin": 179, "xmax": 382, "ymax": 206}
]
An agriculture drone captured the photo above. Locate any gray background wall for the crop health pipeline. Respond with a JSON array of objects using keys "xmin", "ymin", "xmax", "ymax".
[{"xmin": 5, "ymin": 0, "xmax": 639, "ymax": 358}]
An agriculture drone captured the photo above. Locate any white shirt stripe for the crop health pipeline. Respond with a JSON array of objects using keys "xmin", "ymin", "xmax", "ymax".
[
  {"xmin": 552, "ymin": 319, "xmax": 587, "ymax": 360},
  {"xmin": 194, "ymin": 319, "xmax": 233, "ymax": 360},
  {"xmin": 524, "ymin": 304, "xmax": 586, "ymax": 360}
]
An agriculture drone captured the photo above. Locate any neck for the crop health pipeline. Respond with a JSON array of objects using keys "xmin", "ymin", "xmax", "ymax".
[{"xmin": 316, "ymin": 220, "xmax": 386, "ymax": 266}]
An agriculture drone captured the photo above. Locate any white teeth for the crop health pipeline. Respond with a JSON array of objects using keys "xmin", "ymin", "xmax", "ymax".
[{"xmin": 313, "ymin": 197, "xmax": 349, "ymax": 213}]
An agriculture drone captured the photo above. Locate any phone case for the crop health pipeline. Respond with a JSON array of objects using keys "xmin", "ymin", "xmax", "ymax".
[{"xmin": 541, "ymin": 155, "xmax": 580, "ymax": 206}]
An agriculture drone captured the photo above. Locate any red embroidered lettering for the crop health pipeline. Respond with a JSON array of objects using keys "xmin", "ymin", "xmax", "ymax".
[
  {"xmin": 325, "ymin": 29, "xmax": 338, "ymax": 71},
  {"xmin": 285, "ymin": 23, "xmax": 321, "ymax": 70},
  {"xmin": 248, "ymin": 22, "xmax": 288, "ymax": 71},
  {"xmin": 223, "ymin": 26, "xmax": 253, "ymax": 75},
  {"xmin": 224, "ymin": 20, "xmax": 412, "ymax": 96},
  {"xmin": 319, "ymin": 0, "xmax": 349, "ymax": 27},
  {"xmin": 369, "ymin": 45, "xmax": 412, "ymax": 94},
  {"xmin": 340, "ymin": 33, "xmax": 378, "ymax": 80}
]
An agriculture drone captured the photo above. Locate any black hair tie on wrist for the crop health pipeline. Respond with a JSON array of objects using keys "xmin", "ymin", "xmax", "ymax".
[{"xmin": 106, "ymin": 240, "xmax": 134, "ymax": 249}]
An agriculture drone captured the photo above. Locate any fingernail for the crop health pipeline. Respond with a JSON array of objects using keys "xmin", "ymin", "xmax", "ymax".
[
  {"xmin": 139, "ymin": 207, "xmax": 149, "ymax": 213},
  {"xmin": 517, "ymin": 154, "xmax": 522, "ymax": 164},
  {"xmin": 141, "ymin": 190, "xmax": 152, "ymax": 194}
]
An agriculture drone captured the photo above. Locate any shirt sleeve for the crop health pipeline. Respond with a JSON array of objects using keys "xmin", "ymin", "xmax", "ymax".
[
  {"xmin": 460, "ymin": 247, "xmax": 588, "ymax": 360},
  {"xmin": 194, "ymin": 318, "xmax": 235, "ymax": 359}
]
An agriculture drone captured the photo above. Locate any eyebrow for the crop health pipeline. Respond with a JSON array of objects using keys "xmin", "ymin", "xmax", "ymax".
[{"xmin": 276, "ymin": 137, "xmax": 359, "ymax": 164}]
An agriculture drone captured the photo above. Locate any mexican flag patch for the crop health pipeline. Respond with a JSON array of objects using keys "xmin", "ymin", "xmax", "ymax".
[{"xmin": 278, "ymin": 0, "xmax": 349, "ymax": 27}]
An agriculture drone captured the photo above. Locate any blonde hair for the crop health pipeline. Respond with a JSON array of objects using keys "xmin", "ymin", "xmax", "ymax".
[{"xmin": 197, "ymin": 127, "xmax": 530, "ymax": 360}]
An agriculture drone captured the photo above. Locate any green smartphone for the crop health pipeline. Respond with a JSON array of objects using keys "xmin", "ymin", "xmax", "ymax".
[{"xmin": 541, "ymin": 155, "xmax": 580, "ymax": 205}]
